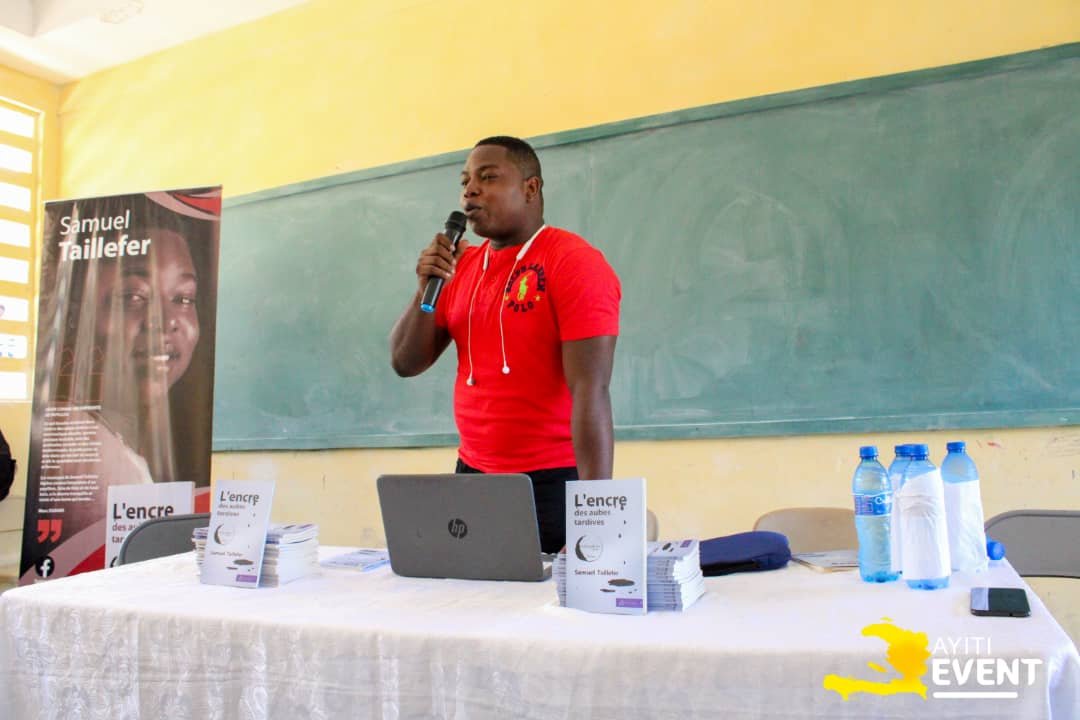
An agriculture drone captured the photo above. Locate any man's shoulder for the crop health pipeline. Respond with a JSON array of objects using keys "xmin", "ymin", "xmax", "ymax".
[
  {"xmin": 543, "ymin": 226, "xmax": 593, "ymax": 251},
  {"xmin": 542, "ymin": 227, "xmax": 614, "ymax": 268}
]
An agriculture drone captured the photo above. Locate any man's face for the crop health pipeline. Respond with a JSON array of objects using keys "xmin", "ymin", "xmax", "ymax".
[
  {"xmin": 460, "ymin": 144, "xmax": 531, "ymax": 240},
  {"xmin": 94, "ymin": 230, "xmax": 199, "ymax": 401}
]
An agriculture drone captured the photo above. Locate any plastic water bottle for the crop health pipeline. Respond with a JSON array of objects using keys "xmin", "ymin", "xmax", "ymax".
[
  {"xmin": 886, "ymin": 444, "xmax": 913, "ymax": 576},
  {"xmin": 852, "ymin": 445, "xmax": 899, "ymax": 583},
  {"xmin": 941, "ymin": 441, "xmax": 988, "ymax": 573},
  {"xmin": 898, "ymin": 444, "xmax": 950, "ymax": 590}
]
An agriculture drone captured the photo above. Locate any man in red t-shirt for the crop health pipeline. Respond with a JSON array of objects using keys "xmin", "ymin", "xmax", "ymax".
[{"xmin": 390, "ymin": 136, "xmax": 621, "ymax": 552}]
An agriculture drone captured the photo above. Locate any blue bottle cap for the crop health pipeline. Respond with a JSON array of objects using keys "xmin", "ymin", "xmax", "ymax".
[
  {"xmin": 859, "ymin": 445, "xmax": 877, "ymax": 459},
  {"xmin": 986, "ymin": 538, "xmax": 1005, "ymax": 560},
  {"xmin": 910, "ymin": 443, "xmax": 930, "ymax": 459},
  {"xmin": 946, "ymin": 441, "xmax": 966, "ymax": 453},
  {"xmin": 894, "ymin": 443, "xmax": 913, "ymax": 456}
]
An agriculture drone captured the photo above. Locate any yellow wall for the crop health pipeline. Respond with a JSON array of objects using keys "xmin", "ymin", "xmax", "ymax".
[
  {"xmin": 0, "ymin": 64, "xmax": 60, "ymax": 501},
  {"xmin": 8, "ymin": 1, "xmax": 1080, "ymax": 553},
  {"xmin": 59, "ymin": 0, "xmax": 1080, "ymax": 196}
]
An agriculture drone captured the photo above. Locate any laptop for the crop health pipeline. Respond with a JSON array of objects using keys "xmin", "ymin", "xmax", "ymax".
[{"xmin": 376, "ymin": 473, "xmax": 550, "ymax": 582}]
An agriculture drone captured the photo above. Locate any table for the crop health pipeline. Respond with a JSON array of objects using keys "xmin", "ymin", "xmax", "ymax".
[{"xmin": 1, "ymin": 548, "xmax": 1076, "ymax": 719}]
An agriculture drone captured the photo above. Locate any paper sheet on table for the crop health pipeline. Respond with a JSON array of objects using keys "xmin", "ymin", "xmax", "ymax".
[{"xmin": 320, "ymin": 548, "xmax": 390, "ymax": 572}]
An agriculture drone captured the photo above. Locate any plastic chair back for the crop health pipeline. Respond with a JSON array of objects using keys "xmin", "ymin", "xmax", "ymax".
[
  {"xmin": 753, "ymin": 506, "xmax": 856, "ymax": 554},
  {"xmin": 984, "ymin": 509, "xmax": 1080, "ymax": 578},
  {"xmin": 117, "ymin": 512, "xmax": 210, "ymax": 565}
]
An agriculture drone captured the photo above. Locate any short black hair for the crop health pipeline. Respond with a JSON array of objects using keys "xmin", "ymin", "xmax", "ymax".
[{"xmin": 475, "ymin": 136, "xmax": 542, "ymax": 183}]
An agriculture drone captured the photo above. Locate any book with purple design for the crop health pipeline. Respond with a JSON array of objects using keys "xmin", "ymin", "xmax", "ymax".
[
  {"xmin": 564, "ymin": 478, "xmax": 647, "ymax": 615},
  {"xmin": 200, "ymin": 479, "xmax": 275, "ymax": 588}
]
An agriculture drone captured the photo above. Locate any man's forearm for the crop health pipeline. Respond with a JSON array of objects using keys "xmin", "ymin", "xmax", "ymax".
[
  {"xmin": 571, "ymin": 386, "xmax": 614, "ymax": 480},
  {"xmin": 389, "ymin": 290, "xmax": 445, "ymax": 377}
]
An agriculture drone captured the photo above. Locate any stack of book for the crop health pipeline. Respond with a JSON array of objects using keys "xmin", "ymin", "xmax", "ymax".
[
  {"xmin": 554, "ymin": 538, "xmax": 706, "ymax": 611},
  {"xmin": 553, "ymin": 548, "xmax": 566, "ymax": 606},
  {"xmin": 192, "ymin": 526, "xmax": 207, "ymax": 567},
  {"xmin": 193, "ymin": 523, "xmax": 320, "ymax": 587},
  {"xmin": 646, "ymin": 539, "xmax": 705, "ymax": 611}
]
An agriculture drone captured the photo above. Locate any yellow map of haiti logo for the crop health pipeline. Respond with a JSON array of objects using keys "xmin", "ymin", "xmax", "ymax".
[{"xmin": 823, "ymin": 618, "xmax": 930, "ymax": 700}]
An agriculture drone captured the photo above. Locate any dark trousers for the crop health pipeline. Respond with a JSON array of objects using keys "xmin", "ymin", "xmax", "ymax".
[{"xmin": 455, "ymin": 459, "xmax": 577, "ymax": 553}]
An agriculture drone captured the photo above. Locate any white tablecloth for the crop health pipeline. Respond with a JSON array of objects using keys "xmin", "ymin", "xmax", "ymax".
[{"xmin": 1, "ymin": 548, "xmax": 1076, "ymax": 720}]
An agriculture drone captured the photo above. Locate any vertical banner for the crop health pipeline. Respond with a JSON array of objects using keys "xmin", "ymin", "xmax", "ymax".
[{"xmin": 19, "ymin": 187, "xmax": 221, "ymax": 584}]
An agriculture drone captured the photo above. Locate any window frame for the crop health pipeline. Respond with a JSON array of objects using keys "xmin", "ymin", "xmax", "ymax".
[{"xmin": 0, "ymin": 95, "xmax": 44, "ymax": 400}]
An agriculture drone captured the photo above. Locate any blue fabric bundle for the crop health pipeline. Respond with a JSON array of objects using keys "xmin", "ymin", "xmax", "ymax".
[{"xmin": 699, "ymin": 531, "xmax": 791, "ymax": 576}]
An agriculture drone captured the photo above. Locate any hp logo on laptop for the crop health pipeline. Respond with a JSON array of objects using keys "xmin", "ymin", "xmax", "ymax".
[{"xmin": 448, "ymin": 518, "xmax": 468, "ymax": 539}]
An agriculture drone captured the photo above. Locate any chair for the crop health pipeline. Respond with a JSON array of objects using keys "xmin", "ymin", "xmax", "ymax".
[
  {"xmin": 753, "ymin": 507, "xmax": 856, "ymax": 554},
  {"xmin": 117, "ymin": 512, "xmax": 210, "ymax": 565},
  {"xmin": 984, "ymin": 509, "xmax": 1079, "ymax": 646},
  {"xmin": 984, "ymin": 509, "xmax": 1079, "ymax": 578}
]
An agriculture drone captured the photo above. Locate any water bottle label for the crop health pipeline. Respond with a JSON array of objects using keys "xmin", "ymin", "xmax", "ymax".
[{"xmin": 854, "ymin": 493, "xmax": 891, "ymax": 516}]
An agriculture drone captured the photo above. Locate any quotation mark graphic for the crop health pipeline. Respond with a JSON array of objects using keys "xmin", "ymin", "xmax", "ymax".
[{"xmin": 36, "ymin": 519, "xmax": 63, "ymax": 543}]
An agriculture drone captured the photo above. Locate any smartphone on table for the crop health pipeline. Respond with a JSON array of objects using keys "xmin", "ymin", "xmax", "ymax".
[{"xmin": 970, "ymin": 587, "xmax": 1031, "ymax": 618}]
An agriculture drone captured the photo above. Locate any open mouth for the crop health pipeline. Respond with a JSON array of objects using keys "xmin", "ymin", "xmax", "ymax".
[{"xmin": 132, "ymin": 348, "xmax": 180, "ymax": 367}]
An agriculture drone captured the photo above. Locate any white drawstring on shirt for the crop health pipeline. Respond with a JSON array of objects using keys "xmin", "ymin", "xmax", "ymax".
[{"xmin": 465, "ymin": 225, "xmax": 545, "ymax": 387}]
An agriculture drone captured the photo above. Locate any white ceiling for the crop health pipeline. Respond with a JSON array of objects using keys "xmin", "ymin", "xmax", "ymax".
[{"xmin": 0, "ymin": 0, "xmax": 313, "ymax": 84}]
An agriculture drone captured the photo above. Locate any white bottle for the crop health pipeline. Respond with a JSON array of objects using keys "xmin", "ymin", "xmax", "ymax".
[
  {"xmin": 941, "ymin": 441, "xmax": 988, "ymax": 573},
  {"xmin": 898, "ymin": 444, "xmax": 950, "ymax": 590},
  {"xmin": 886, "ymin": 444, "xmax": 913, "ymax": 575}
]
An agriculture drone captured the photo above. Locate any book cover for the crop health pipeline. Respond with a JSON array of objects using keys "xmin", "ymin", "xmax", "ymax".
[
  {"xmin": 200, "ymin": 479, "xmax": 275, "ymax": 588},
  {"xmin": 564, "ymin": 478, "xmax": 647, "ymax": 615},
  {"xmin": 105, "ymin": 481, "xmax": 193, "ymax": 568}
]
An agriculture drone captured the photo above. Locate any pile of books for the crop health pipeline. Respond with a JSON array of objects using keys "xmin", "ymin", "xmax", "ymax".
[
  {"xmin": 646, "ymin": 539, "xmax": 705, "ymax": 611},
  {"xmin": 194, "ymin": 523, "xmax": 320, "ymax": 587},
  {"xmin": 554, "ymin": 538, "xmax": 706, "ymax": 611}
]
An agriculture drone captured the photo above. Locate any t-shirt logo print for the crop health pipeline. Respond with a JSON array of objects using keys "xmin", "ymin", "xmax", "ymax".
[{"xmin": 504, "ymin": 263, "xmax": 546, "ymax": 313}]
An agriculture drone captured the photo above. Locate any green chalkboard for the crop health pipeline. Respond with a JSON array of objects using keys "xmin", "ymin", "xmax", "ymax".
[{"xmin": 213, "ymin": 45, "xmax": 1080, "ymax": 451}]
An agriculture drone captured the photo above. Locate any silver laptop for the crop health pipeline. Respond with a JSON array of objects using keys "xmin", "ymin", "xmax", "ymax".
[{"xmin": 376, "ymin": 473, "xmax": 549, "ymax": 582}]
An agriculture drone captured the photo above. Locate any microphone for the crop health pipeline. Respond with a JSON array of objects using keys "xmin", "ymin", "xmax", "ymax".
[{"xmin": 419, "ymin": 211, "xmax": 468, "ymax": 313}]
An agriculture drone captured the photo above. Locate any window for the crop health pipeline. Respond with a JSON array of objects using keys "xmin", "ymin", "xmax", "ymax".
[{"xmin": 0, "ymin": 97, "xmax": 41, "ymax": 400}]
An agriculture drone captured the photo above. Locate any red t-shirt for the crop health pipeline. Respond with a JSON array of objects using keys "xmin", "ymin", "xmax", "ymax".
[{"xmin": 436, "ymin": 226, "xmax": 620, "ymax": 471}]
